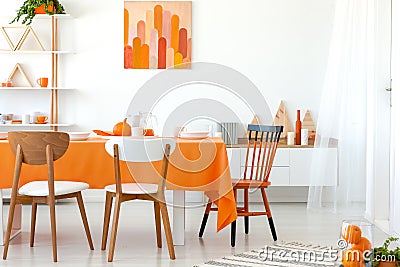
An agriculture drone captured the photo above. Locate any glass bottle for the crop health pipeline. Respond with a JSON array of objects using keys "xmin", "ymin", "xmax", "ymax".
[
  {"xmin": 295, "ymin": 110, "xmax": 301, "ymax": 145},
  {"xmin": 139, "ymin": 112, "xmax": 157, "ymax": 136}
]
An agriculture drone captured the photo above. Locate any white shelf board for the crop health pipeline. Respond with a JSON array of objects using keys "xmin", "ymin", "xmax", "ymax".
[
  {"xmin": 0, "ymin": 14, "xmax": 72, "ymax": 22},
  {"xmin": 0, "ymin": 87, "xmax": 75, "ymax": 90},
  {"xmin": 0, "ymin": 50, "xmax": 73, "ymax": 55},
  {"xmin": 0, "ymin": 123, "xmax": 73, "ymax": 127},
  {"xmin": 34, "ymin": 14, "xmax": 73, "ymax": 19}
]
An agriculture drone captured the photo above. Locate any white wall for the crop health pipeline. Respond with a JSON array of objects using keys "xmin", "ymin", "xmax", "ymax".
[{"xmin": 0, "ymin": 0, "xmax": 336, "ymax": 132}]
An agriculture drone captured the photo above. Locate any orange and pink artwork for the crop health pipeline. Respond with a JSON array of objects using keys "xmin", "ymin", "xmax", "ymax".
[{"xmin": 124, "ymin": 1, "xmax": 192, "ymax": 69}]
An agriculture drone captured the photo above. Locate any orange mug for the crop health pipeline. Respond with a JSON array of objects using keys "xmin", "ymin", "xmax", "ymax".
[
  {"xmin": 36, "ymin": 77, "xmax": 48, "ymax": 88},
  {"xmin": 36, "ymin": 115, "xmax": 48, "ymax": 123},
  {"xmin": 143, "ymin": 128, "xmax": 154, "ymax": 136}
]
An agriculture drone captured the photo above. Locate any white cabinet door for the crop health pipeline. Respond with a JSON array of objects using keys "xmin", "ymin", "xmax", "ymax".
[
  {"xmin": 290, "ymin": 148, "xmax": 337, "ymax": 186},
  {"xmin": 273, "ymin": 149, "xmax": 290, "ymax": 166},
  {"xmin": 227, "ymin": 148, "xmax": 241, "ymax": 178},
  {"xmin": 240, "ymin": 148, "xmax": 289, "ymax": 167},
  {"xmin": 240, "ymin": 167, "xmax": 290, "ymax": 186},
  {"xmin": 269, "ymin": 167, "xmax": 290, "ymax": 185}
]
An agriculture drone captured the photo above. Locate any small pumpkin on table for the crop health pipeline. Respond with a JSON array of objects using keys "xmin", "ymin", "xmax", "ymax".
[
  {"xmin": 93, "ymin": 118, "xmax": 132, "ymax": 137},
  {"xmin": 113, "ymin": 118, "xmax": 132, "ymax": 136}
]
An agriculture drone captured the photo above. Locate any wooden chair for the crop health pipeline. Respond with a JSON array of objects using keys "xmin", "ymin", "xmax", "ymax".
[
  {"xmin": 101, "ymin": 137, "xmax": 176, "ymax": 261},
  {"xmin": 199, "ymin": 124, "xmax": 283, "ymax": 247},
  {"xmin": 3, "ymin": 131, "xmax": 94, "ymax": 262}
]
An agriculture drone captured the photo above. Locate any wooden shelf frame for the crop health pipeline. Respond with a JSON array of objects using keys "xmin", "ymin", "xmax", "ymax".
[
  {"xmin": 0, "ymin": 123, "xmax": 73, "ymax": 127},
  {"xmin": 0, "ymin": 50, "xmax": 73, "ymax": 54},
  {"xmin": 0, "ymin": 87, "xmax": 75, "ymax": 90}
]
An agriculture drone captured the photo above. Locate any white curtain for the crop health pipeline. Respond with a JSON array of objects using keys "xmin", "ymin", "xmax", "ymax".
[
  {"xmin": 307, "ymin": 0, "xmax": 375, "ymax": 212},
  {"xmin": 390, "ymin": 0, "xmax": 400, "ymax": 235}
]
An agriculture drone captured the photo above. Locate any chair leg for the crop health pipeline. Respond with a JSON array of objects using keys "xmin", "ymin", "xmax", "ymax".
[
  {"xmin": 30, "ymin": 202, "xmax": 38, "ymax": 247},
  {"xmin": 159, "ymin": 201, "xmax": 175, "ymax": 260},
  {"xmin": 231, "ymin": 188, "xmax": 237, "ymax": 247},
  {"xmin": 101, "ymin": 191, "xmax": 113, "ymax": 250},
  {"xmin": 154, "ymin": 202, "xmax": 162, "ymax": 248},
  {"xmin": 3, "ymin": 196, "xmax": 18, "ymax": 260},
  {"xmin": 108, "ymin": 196, "xmax": 122, "ymax": 262},
  {"xmin": 76, "ymin": 192, "xmax": 94, "ymax": 250},
  {"xmin": 261, "ymin": 188, "xmax": 277, "ymax": 241},
  {"xmin": 231, "ymin": 220, "xmax": 236, "ymax": 247},
  {"xmin": 244, "ymin": 189, "xmax": 249, "ymax": 234},
  {"xmin": 49, "ymin": 197, "xmax": 58, "ymax": 262},
  {"xmin": 199, "ymin": 201, "xmax": 212, "ymax": 237}
]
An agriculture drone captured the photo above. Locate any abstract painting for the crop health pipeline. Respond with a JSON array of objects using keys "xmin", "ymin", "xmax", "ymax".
[{"xmin": 124, "ymin": 1, "xmax": 192, "ymax": 69}]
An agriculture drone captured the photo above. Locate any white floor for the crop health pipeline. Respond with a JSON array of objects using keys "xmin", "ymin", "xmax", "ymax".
[{"xmin": 1, "ymin": 202, "xmax": 388, "ymax": 266}]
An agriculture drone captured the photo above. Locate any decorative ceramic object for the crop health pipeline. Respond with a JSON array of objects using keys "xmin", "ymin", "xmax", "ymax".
[
  {"xmin": 8, "ymin": 63, "xmax": 32, "ymax": 87},
  {"xmin": 301, "ymin": 129, "xmax": 308, "ymax": 146},
  {"xmin": 302, "ymin": 110, "xmax": 316, "ymax": 140},
  {"xmin": 273, "ymin": 100, "xmax": 293, "ymax": 138},
  {"xmin": 287, "ymin": 132, "xmax": 295, "ymax": 146}
]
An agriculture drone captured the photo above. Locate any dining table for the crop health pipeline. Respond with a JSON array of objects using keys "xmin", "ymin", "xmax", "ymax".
[{"xmin": 0, "ymin": 136, "xmax": 237, "ymax": 246}]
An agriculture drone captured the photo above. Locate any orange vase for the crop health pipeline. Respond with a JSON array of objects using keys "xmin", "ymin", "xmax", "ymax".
[
  {"xmin": 35, "ymin": 2, "xmax": 55, "ymax": 14},
  {"xmin": 295, "ymin": 110, "xmax": 301, "ymax": 145},
  {"xmin": 377, "ymin": 262, "xmax": 397, "ymax": 267}
]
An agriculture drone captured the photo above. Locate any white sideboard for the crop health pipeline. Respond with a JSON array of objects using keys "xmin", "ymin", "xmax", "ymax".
[{"xmin": 226, "ymin": 146, "xmax": 338, "ymax": 202}]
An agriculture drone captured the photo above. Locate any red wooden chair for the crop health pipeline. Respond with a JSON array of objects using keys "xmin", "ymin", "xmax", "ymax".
[{"xmin": 199, "ymin": 124, "xmax": 283, "ymax": 246}]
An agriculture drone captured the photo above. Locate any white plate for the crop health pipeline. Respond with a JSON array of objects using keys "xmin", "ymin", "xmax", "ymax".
[
  {"xmin": 99, "ymin": 135, "xmax": 134, "ymax": 140},
  {"xmin": 0, "ymin": 132, "xmax": 8, "ymax": 140},
  {"xmin": 68, "ymin": 132, "xmax": 91, "ymax": 141},
  {"xmin": 178, "ymin": 131, "xmax": 209, "ymax": 139},
  {"xmin": 100, "ymin": 135, "xmax": 159, "ymax": 140}
]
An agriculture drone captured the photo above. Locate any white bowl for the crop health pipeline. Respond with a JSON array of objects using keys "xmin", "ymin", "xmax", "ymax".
[
  {"xmin": 68, "ymin": 132, "xmax": 91, "ymax": 141},
  {"xmin": 0, "ymin": 132, "xmax": 7, "ymax": 140},
  {"xmin": 179, "ymin": 131, "xmax": 209, "ymax": 139}
]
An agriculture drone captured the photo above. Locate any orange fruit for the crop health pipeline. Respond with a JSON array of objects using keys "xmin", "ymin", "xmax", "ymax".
[
  {"xmin": 342, "ymin": 224, "xmax": 362, "ymax": 244},
  {"xmin": 342, "ymin": 249, "xmax": 364, "ymax": 267},
  {"xmin": 352, "ymin": 237, "xmax": 372, "ymax": 253}
]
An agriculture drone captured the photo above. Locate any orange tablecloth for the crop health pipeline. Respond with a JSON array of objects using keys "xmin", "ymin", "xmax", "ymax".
[{"xmin": 0, "ymin": 137, "xmax": 237, "ymax": 231}]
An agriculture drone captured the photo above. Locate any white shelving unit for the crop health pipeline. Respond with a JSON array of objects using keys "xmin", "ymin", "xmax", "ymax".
[{"xmin": 0, "ymin": 14, "xmax": 74, "ymax": 131}]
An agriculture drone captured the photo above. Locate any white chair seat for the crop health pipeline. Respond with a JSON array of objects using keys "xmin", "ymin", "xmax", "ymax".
[
  {"xmin": 19, "ymin": 181, "xmax": 89, "ymax": 197},
  {"xmin": 105, "ymin": 183, "xmax": 158, "ymax": 194}
]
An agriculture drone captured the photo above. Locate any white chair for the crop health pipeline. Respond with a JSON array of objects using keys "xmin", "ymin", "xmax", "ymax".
[
  {"xmin": 101, "ymin": 137, "xmax": 176, "ymax": 261},
  {"xmin": 3, "ymin": 131, "xmax": 94, "ymax": 262}
]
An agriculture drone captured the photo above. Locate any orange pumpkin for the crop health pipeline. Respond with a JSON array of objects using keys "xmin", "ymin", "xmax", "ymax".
[
  {"xmin": 352, "ymin": 237, "xmax": 372, "ymax": 254},
  {"xmin": 342, "ymin": 224, "xmax": 362, "ymax": 244},
  {"xmin": 342, "ymin": 249, "xmax": 365, "ymax": 267},
  {"xmin": 113, "ymin": 118, "xmax": 131, "ymax": 136}
]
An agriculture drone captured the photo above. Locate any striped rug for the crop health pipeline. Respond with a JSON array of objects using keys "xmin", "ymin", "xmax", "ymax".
[{"xmin": 194, "ymin": 241, "xmax": 339, "ymax": 267}]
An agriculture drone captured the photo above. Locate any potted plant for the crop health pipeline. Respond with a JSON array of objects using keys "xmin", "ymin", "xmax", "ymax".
[
  {"xmin": 10, "ymin": 0, "xmax": 65, "ymax": 25},
  {"xmin": 372, "ymin": 237, "xmax": 400, "ymax": 267}
]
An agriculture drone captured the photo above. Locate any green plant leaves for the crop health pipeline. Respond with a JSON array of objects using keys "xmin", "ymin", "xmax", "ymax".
[
  {"xmin": 10, "ymin": 0, "xmax": 66, "ymax": 25},
  {"xmin": 373, "ymin": 237, "xmax": 400, "ymax": 266}
]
